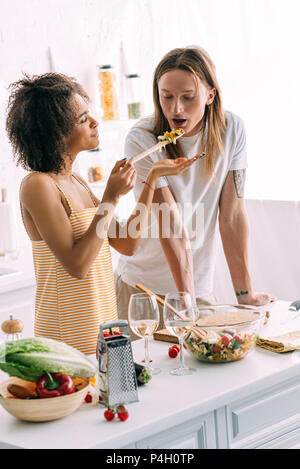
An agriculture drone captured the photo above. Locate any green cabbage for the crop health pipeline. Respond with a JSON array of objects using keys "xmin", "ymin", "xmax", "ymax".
[{"xmin": 0, "ymin": 337, "xmax": 97, "ymax": 382}]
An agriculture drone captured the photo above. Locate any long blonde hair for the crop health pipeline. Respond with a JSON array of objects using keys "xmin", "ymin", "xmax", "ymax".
[{"xmin": 153, "ymin": 46, "xmax": 227, "ymax": 179}]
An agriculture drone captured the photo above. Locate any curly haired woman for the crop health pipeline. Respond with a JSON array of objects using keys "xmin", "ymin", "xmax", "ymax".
[{"xmin": 6, "ymin": 73, "xmax": 193, "ymax": 354}]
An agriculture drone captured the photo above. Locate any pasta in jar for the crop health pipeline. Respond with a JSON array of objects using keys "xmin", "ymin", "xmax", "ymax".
[{"xmin": 98, "ymin": 65, "xmax": 119, "ymax": 121}]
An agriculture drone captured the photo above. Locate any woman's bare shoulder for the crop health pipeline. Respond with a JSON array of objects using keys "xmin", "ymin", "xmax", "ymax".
[
  {"xmin": 21, "ymin": 171, "xmax": 51, "ymax": 184},
  {"xmin": 20, "ymin": 172, "xmax": 58, "ymax": 204}
]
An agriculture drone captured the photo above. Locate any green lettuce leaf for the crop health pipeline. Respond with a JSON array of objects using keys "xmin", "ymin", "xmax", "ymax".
[
  {"xmin": 0, "ymin": 337, "xmax": 97, "ymax": 381},
  {"xmin": 0, "ymin": 361, "xmax": 43, "ymax": 382}
]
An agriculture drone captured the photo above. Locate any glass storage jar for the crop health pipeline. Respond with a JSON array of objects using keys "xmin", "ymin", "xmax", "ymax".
[
  {"xmin": 126, "ymin": 74, "xmax": 143, "ymax": 119},
  {"xmin": 98, "ymin": 65, "xmax": 119, "ymax": 121}
]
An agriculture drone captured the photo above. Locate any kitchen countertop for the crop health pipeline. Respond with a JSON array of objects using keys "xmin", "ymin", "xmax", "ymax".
[{"xmin": 1, "ymin": 299, "xmax": 300, "ymax": 449}]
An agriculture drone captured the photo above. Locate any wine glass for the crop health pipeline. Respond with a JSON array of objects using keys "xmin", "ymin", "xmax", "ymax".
[
  {"xmin": 128, "ymin": 293, "xmax": 161, "ymax": 375},
  {"xmin": 163, "ymin": 292, "xmax": 195, "ymax": 376}
]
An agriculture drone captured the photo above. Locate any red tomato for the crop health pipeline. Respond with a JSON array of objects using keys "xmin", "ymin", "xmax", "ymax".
[
  {"xmin": 104, "ymin": 408, "xmax": 115, "ymax": 421},
  {"xmin": 84, "ymin": 393, "xmax": 92, "ymax": 403},
  {"xmin": 117, "ymin": 405, "xmax": 129, "ymax": 422},
  {"xmin": 168, "ymin": 346, "xmax": 179, "ymax": 358},
  {"xmin": 234, "ymin": 335, "xmax": 244, "ymax": 344},
  {"xmin": 221, "ymin": 336, "xmax": 230, "ymax": 347},
  {"xmin": 213, "ymin": 345, "xmax": 222, "ymax": 353}
]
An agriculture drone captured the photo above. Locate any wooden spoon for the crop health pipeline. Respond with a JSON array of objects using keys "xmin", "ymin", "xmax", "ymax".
[{"xmin": 135, "ymin": 283, "xmax": 187, "ymax": 321}]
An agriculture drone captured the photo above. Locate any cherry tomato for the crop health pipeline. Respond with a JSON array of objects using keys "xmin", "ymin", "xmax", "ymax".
[
  {"xmin": 213, "ymin": 345, "xmax": 222, "ymax": 353},
  {"xmin": 234, "ymin": 335, "xmax": 244, "ymax": 344},
  {"xmin": 84, "ymin": 392, "xmax": 92, "ymax": 403},
  {"xmin": 104, "ymin": 408, "xmax": 115, "ymax": 421},
  {"xmin": 221, "ymin": 336, "xmax": 230, "ymax": 347},
  {"xmin": 117, "ymin": 405, "xmax": 129, "ymax": 422},
  {"xmin": 168, "ymin": 346, "xmax": 179, "ymax": 358}
]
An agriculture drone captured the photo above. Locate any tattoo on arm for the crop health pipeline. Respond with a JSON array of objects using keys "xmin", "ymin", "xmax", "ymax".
[
  {"xmin": 233, "ymin": 169, "xmax": 246, "ymax": 198},
  {"xmin": 236, "ymin": 290, "xmax": 249, "ymax": 297}
]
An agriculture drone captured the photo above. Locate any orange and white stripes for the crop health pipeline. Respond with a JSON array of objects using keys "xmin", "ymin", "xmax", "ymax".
[{"xmin": 32, "ymin": 188, "xmax": 118, "ymax": 355}]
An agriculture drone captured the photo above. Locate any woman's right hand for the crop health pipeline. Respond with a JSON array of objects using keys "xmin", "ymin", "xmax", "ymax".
[
  {"xmin": 150, "ymin": 157, "xmax": 195, "ymax": 180},
  {"xmin": 103, "ymin": 158, "xmax": 136, "ymax": 203}
]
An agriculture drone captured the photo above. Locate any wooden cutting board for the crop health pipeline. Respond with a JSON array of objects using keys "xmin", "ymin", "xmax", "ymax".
[{"xmin": 154, "ymin": 329, "xmax": 179, "ymax": 344}]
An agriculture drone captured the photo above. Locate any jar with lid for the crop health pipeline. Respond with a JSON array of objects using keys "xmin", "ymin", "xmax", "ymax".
[
  {"xmin": 87, "ymin": 147, "xmax": 104, "ymax": 184},
  {"xmin": 98, "ymin": 65, "xmax": 119, "ymax": 121},
  {"xmin": 126, "ymin": 74, "xmax": 143, "ymax": 120}
]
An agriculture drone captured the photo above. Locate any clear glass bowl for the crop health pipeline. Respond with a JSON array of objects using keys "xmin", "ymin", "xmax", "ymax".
[{"xmin": 183, "ymin": 304, "xmax": 265, "ymax": 363}]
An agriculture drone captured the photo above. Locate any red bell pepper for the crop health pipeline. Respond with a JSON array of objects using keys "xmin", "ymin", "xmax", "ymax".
[{"xmin": 36, "ymin": 371, "xmax": 75, "ymax": 398}]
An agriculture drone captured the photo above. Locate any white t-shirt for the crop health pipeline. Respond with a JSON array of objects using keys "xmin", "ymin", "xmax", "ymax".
[{"xmin": 117, "ymin": 111, "xmax": 247, "ymax": 297}]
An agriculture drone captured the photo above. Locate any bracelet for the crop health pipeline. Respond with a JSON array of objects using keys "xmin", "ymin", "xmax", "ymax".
[{"xmin": 142, "ymin": 180, "xmax": 155, "ymax": 191}]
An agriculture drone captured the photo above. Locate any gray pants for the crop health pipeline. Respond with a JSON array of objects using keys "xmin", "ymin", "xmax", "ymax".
[{"xmin": 114, "ymin": 273, "xmax": 217, "ymax": 341}]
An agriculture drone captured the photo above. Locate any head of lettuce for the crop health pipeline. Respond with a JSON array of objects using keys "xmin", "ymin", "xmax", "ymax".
[{"xmin": 0, "ymin": 337, "xmax": 97, "ymax": 382}]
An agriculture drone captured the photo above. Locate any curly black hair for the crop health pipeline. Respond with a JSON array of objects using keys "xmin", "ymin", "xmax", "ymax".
[{"xmin": 6, "ymin": 73, "xmax": 90, "ymax": 173}]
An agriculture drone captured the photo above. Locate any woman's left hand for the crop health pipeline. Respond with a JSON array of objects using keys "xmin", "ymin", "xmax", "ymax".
[
  {"xmin": 150, "ymin": 157, "xmax": 195, "ymax": 179},
  {"xmin": 238, "ymin": 291, "xmax": 277, "ymax": 306}
]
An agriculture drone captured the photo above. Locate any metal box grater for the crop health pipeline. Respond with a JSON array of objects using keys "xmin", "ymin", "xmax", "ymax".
[{"xmin": 97, "ymin": 320, "xmax": 138, "ymax": 407}]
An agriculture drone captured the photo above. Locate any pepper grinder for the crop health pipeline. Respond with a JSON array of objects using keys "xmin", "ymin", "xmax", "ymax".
[{"xmin": 1, "ymin": 315, "xmax": 24, "ymax": 341}]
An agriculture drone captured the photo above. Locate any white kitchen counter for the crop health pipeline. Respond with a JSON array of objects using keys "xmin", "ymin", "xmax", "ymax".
[{"xmin": 1, "ymin": 300, "xmax": 300, "ymax": 449}]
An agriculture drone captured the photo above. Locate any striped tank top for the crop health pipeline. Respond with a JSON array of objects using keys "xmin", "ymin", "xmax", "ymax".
[{"xmin": 31, "ymin": 174, "xmax": 118, "ymax": 355}]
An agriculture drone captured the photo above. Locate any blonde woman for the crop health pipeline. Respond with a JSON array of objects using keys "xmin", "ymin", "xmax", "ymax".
[{"xmin": 116, "ymin": 46, "xmax": 275, "ymax": 329}]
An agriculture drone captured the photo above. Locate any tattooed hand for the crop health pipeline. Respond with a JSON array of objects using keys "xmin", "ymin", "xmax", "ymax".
[{"xmin": 236, "ymin": 291, "xmax": 276, "ymax": 306}]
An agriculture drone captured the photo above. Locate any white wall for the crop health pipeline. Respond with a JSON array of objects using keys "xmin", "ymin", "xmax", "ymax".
[
  {"xmin": 1, "ymin": 0, "xmax": 300, "ymax": 204},
  {"xmin": 214, "ymin": 199, "xmax": 300, "ymax": 303},
  {"xmin": 0, "ymin": 0, "xmax": 300, "ymax": 300}
]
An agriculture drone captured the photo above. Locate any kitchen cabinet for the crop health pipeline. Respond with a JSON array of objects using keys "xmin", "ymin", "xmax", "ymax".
[
  {"xmin": 0, "ymin": 285, "xmax": 35, "ymax": 339},
  {"xmin": 135, "ymin": 411, "xmax": 216, "ymax": 449},
  {"xmin": 256, "ymin": 427, "xmax": 300, "ymax": 449},
  {"xmin": 1, "ymin": 300, "xmax": 300, "ymax": 449},
  {"xmin": 215, "ymin": 376, "xmax": 300, "ymax": 449}
]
